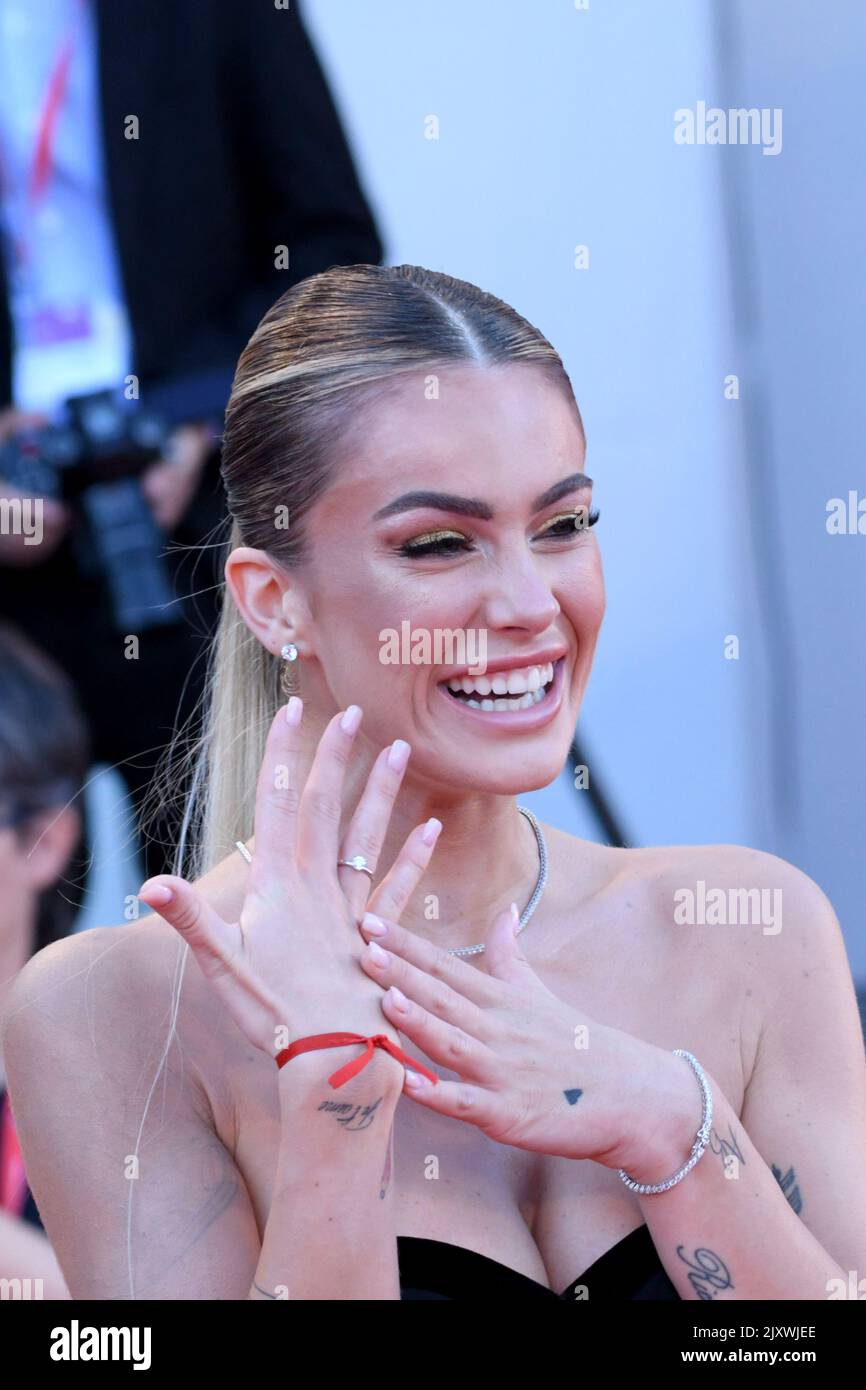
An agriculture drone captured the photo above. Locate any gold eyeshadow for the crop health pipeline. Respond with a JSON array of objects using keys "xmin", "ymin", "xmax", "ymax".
[
  {"xmin": 397, "ymin": 507, "xmax": 599, "ymax": 557},
  {"xmin": 538, "ymin": 508, "xmax": 599, "ymax": 533},
  {"xmin": 405, "ymin": 529, "xmax": 467, "ymax": 546}
]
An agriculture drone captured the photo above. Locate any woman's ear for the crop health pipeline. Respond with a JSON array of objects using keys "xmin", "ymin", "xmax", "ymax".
[{"xmin": 224, "ymin": 546, "xmax": 311, "ymax": 656}]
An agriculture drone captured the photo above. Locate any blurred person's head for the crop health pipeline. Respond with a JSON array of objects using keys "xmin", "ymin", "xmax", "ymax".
[
  {"xmin": 0, "ymin": 624, "xmax": 89, "ymax": 981},
  {"xmin": 166, "ymin": 264, "xmax": 603, "ymax": 877}
]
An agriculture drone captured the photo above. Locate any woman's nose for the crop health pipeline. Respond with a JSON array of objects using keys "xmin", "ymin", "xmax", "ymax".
[{"xmin": 477, "ymin": 555, "xmax": 561, "ymax": 634}]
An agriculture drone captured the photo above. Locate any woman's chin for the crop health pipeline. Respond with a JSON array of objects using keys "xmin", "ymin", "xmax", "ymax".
[{"xmin": 422, "ymin": 739, "xmax": 572, "ymax": 797}]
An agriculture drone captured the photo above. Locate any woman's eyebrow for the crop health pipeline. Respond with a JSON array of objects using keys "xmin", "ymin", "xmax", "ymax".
[{"xmin": 372, "ymin": 471, "xmax": 592, "ymax": 522}]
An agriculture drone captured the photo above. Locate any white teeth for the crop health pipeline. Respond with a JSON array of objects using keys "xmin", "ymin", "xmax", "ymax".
[
  {"xmin": 445, "ymin": 659, "xmax": 558, "ymax": 714},
  {"xmin": 446, "ymin": 660, "xmax": 554, "ymax": 697},
  {"xmin": 462, "ymin": 686, "xmax": 547, "ymax": 713},
  {"xmin": 495, "ymin": 692, "xmax": 536, "ymax": 711}
]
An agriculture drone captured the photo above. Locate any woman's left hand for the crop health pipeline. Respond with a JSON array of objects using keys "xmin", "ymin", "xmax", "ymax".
[{"xmin": 357, "ymin": 905, "xmax": 701, "ymax": 1184}]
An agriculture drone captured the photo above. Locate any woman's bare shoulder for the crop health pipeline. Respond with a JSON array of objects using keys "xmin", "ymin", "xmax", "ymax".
[
  {"xmin": 1, "ymin": 913, "xmax": 260, "ymax": 1299},
  {"xmin": 3, "ymin": 842, "xmax": 248, "ymax": 1052},
  {"xmin": 1, "ymin": 917, "xmax": 199, "ymax": 1088},
  {"xmin": 543, "ymin": 830, "xmax": 834, "ymax": 1106},
  {"xmin": 613, "ymin": 838, "xmax": 832, "ymax": 933},
  {"xmin": 543, "ymin": 825, "xmax": 830, "ymax": 1004},
  {"xmin": 544, "ymin": 823, "xmax": 825, "ymax": 915}
]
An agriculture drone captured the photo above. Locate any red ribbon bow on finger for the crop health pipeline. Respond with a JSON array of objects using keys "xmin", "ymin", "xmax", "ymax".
[{"xmin": 275, "ymin": 1032, "xmax": 440, "ymax": 1089}]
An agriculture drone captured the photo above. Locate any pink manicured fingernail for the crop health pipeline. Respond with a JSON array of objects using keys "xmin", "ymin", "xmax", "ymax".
[
  {"xmin": 387, "ymin": 739, "xmax": 411, "ymax": 771},
  {"xmin": 340, "ymin": 704, "xmax": 362, "ymax": 734},
  {"xmin": 368, "ymin": 941, "xmax": 390, "ymax": 965},
  {"xmin": 422, "ymin": 817, "xmax": 442, "ymax": 846},
  {"xmin": 360, "ymin": 912, "xmax": 387, "ymax": 936},
  {"xmin": 140, "ymin": 882, "xmax": 173, "ymax": 904},
  {"xmin": 387, "ymin": 985, "xmax": 409, "ymax": 1013},
  {"xmin": 405, "ymin": 1070, "xmax": 431, "ymax": 1088},
  {"xmin": 285, "ymin": 696, "xmax": 303, "ymax": 726}
]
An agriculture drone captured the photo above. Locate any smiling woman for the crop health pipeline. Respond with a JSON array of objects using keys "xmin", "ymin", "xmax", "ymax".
[{"xmin": 4, "ymin": 263, "xmax": 865, "ymax": 1303}]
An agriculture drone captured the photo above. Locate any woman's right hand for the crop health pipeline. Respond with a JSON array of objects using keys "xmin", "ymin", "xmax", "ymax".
[{"xmin": 137, "ymin": 697, "xmax": 441, "ymax": 1065}]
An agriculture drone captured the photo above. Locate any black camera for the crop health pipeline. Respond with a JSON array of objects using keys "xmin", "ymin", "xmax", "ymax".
[
  {"xmin": 0, "ymin": 390, "xmax": 167, "ymax": 502},
  {"xmin": 0, "ymin": 369, "xmax": 231, "ymax": 632}
]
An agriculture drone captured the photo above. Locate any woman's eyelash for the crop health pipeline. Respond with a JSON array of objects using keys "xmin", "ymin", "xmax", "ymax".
[
  {"xmin": 541, "ymin": 507, "xmax": 600, "ymax": 537},
  {"xmin": 397, "ymin": 529, "xmax": 470, "ymax": 557},
  {"xmin": 396, "ymin": 508, "xmax": 600, "ymax": 557}
]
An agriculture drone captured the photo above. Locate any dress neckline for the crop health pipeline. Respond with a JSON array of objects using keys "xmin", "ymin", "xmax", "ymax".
[{"xmin": 397, "ymin": 1223, "xmax": 651, "ymax": 1297}]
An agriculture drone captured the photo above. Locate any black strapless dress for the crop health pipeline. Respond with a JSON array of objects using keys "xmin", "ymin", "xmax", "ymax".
[{"xmin": 398, "ymin": 1224, "xmax": 679, "ymax": 1299}]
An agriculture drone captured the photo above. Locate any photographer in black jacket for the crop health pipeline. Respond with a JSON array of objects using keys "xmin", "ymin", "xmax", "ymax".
[{"xmin": 0, "ymin": 0, "xmax": 383, "ymax": 882}]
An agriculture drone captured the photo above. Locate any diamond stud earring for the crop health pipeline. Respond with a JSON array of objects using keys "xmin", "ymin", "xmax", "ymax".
[{"xmin": 280, "ymin": 641, "xmax": 299, "ymax": 697}]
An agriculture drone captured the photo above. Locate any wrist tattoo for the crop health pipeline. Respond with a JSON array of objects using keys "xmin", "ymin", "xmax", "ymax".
[
  {"xmin": 771, "ymin": 1162, "xmax": 803, "ymax": 1214},
  {"xmin": 563, "ymin": 1087, "xmax": 584, "ymax": 1106},
  {"xmin": 708, "ymin": 1121, "xmax": 746, "ymax": 1175},
  {"xmin": 317, "ymin": 1094, "xmax": 384, "ymax": 1131},
  {"xmin": 676, "ymin": 1244, "xmax": 734, "ymax": 1300}
]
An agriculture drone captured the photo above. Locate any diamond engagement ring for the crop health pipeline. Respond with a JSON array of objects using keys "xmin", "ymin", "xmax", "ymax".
[{"xmin": 337, "ymin": 855, "xmax": 375, "ymax": 881}]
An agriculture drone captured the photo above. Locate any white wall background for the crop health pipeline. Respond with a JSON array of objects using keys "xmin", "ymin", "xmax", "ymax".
[
  {"xmin": 79, "ymin": 1, "xmax": 865, "ymax": 986},
  {"xmin": 302, "ymin": 0, "xmax": 864, "ymax": 977}
]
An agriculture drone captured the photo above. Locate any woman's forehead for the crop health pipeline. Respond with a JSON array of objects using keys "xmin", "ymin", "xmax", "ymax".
[{"xmin": 317, "ymin": 367, "xmax": 584, "ymax": 512}]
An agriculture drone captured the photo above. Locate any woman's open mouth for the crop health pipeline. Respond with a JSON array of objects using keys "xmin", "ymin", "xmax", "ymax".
[{"xmin": 437, "ymin": 656, "xmax": 565, "ymax": 722}]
